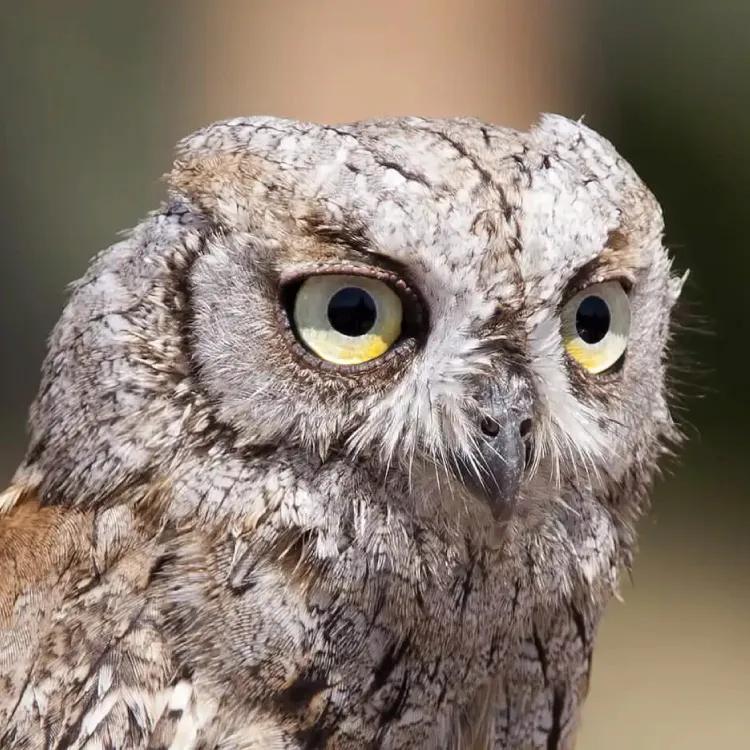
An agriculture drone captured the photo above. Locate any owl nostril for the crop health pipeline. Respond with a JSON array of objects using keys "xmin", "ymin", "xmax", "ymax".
[{"xmin": 480, "ymin": 416, "xmax": 501, "ymax": 438}]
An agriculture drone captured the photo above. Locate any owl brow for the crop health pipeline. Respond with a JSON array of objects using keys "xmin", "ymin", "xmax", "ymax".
[
  {"xmin": 301, "ymin": 210, "xmax": 373, "ymax": 260},
  {"xmin": 300, "ymin": 210, "xmax": 419, "ymax": 283},
  {"xmin": 562, "ymin": 228, "xmax": 638, "ymax": 300}
]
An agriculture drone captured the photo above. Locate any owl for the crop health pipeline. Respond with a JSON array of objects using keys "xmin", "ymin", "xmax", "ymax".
[{"xmin": 0, "ymin": 114, "xmax": 684, "ymax": 749}]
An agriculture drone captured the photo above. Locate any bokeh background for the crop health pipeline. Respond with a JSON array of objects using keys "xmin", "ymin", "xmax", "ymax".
[{"xmin": 1, "ymin": 1, "xmax": 748, "ymax": 747}]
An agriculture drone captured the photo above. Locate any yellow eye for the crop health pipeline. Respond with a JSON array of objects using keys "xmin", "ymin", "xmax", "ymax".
[
  {"xmin": 292, "ymin": 274, "xmax": 403, "ymax": 365},
  {"xmin": 561, "ymin": 281, "xmax": 631, "ymax": 374}
]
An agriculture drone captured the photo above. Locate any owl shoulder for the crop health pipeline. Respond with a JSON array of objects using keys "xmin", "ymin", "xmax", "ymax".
[{"xmin": 0, "ymin": 483, "xmax": 185, "ymax": 748}]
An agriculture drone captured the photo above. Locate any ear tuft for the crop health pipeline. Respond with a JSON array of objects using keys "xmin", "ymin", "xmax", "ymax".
[{"xmin": 165, "ymin": 153, "xmax": 277, "ymax": 228}]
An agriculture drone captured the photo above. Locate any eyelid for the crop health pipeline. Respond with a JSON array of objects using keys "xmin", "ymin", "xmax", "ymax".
[
  {"xmin": 560, "ymin": 272, "xmax": 634, "ymax": 308},
  {"xmin": 279, "ymin": 263, "xmax": 427, "ymax": 335},
  {"xmin": 279, "ymin": 261, "xmax": 402, "ymax": 288}
]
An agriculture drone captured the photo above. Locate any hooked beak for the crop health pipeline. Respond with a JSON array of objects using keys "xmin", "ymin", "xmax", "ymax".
[{"xmin": 453, "ymin": 379, "xmax": 534, "ymax": 521}]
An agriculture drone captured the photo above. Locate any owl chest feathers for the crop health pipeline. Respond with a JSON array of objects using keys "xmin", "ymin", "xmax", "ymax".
[{"xmin": 0, "ymin": 478, "xmax": 595, "ymax": 749}]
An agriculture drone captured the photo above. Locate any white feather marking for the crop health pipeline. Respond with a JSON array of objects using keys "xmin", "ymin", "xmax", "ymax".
[
  {"xmin": 168, "ymin": 679, "xmax": 193, "ymax": 712},
  {"xmin": 167, "ymin": 681, "xmax": 202, "ymax": 750},
  {"xmin": 96, "ymin": 665, "xmax": 113, "ymax": 698},
  {"xmin": 0, "ymin": 485, "xmax": 23, "ymax": 514},
  {"xmin": 527, "ymin": 307, "xmax": 611, "ymax": 478},
  {"xmin": 80, "ymin": 690, "xmax": 119, "ymax": 738}
]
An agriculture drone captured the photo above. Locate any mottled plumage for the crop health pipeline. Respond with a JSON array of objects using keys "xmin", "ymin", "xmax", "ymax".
[{"xmin": 0, "ymin": 114, "xmax": 683, "ymax": 749}]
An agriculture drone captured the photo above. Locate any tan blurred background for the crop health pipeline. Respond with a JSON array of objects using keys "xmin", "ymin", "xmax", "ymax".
[{"xmin": 1, "ymin": 1, "xmax": 748, "ymax": 747}]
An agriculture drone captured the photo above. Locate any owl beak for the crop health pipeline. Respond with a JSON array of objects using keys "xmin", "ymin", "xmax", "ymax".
[{"xmin": 453, "ymin": 383, "xmax": 533, "ymax": 521}]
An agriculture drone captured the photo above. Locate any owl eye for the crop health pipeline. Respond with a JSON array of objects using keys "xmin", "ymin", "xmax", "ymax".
[
  {"xmin": 560, "ymin": 281, "xmax": 631, "ymax": 374},
  {"xmin": 291, "ymin": 274, "xmax": 403, "ymax": 365}
]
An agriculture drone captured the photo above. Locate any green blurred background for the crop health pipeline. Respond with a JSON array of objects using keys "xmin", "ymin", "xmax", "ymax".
[{"xmin": 0, "ymin": 2, "xmax": 747, "ymax": 747}]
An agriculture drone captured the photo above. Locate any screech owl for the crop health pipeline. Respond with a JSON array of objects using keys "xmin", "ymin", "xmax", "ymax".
[{"xmin": 0, "ymin": 114, "xmax": 684, "ymax": 749}]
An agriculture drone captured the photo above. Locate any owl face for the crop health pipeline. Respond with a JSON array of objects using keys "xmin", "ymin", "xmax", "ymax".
[
  {"xmin": 19, "ymin": 114, "xmax": 683, "ymax": 606},
  {"xmin": 178, "ymin": 115, "xmax": 682, "ymax": 525}
]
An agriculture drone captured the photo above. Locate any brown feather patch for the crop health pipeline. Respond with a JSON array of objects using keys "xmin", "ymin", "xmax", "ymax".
[{"xmin": 0, "ymin": 492, "xmax": 93, "ymax": 627}]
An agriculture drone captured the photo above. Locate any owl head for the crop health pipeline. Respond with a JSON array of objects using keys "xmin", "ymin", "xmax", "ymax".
[{"xmin": 10, "ymin": 114, "xmax": 684, "ymax": 610}]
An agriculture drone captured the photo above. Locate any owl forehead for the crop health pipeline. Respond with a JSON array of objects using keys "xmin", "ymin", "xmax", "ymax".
[{"xmin": 175, "ymin": 115, "xmax": 659, "ymax": 322}]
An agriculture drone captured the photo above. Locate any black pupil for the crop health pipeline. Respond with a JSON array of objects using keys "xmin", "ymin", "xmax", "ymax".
[
  {"xmin": 575, "ymin": 295, "xmax": 610, "ymax": 344},
  {"xmin": 327, "ymin": 287, "xmax": 377, "ymax": 337}
]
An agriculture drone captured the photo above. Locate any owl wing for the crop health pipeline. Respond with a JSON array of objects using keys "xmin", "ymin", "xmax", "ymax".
[{"xmin": 0, "ymin": 485, "xmax": 192, "ymax": 750}]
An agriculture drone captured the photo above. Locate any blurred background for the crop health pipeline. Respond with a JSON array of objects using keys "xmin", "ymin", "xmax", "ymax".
[{"xmin": 0, "ymin": 1, "xmax": 747, "ymax": 746}]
